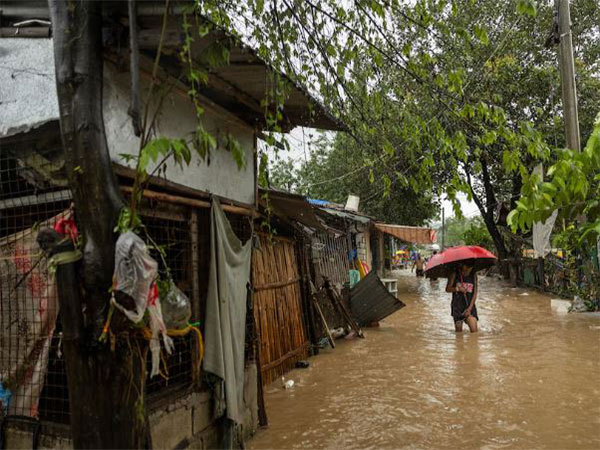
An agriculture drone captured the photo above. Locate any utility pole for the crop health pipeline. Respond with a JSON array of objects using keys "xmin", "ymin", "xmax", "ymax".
[
  {"xmin": 556, "ymin": 0, "xmax": 580, "ymax": 152},
  {"xmin": 441, "ymin": 208, "xmax": 445, "ymax": 250}
]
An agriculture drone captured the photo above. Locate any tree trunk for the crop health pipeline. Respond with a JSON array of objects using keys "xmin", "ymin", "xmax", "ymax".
[
  {"xmin": 48, "ymin": 1, "xmax": 150, "ymax": 447},
  {"xmin": 466, "ymin": 161, "xmax": 512, "ymax": 279}
]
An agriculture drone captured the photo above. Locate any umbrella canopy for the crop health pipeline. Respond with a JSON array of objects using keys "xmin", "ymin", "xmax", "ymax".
[{"xmin": 425, "ymin": 246, "xmax": 497, "ymax": 278}]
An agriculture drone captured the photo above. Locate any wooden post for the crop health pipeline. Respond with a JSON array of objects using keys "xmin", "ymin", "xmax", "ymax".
[{"xmin": 190, "ymin": 211, "xmax": 201, "ymax": 384}]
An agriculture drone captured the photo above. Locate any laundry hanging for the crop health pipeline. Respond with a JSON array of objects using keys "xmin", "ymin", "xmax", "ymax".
[{"xmin": 203, "ymin": 199, "xmax": 252, "ymax": 424}]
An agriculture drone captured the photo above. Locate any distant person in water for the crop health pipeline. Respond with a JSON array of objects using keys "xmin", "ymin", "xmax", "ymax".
[
  {"xmin": 445, "ymin": 260, "xmax": 478, "ymax": 332},
  {"xmin": 412, "ymin": 253, "xmax": 424, "ymax": 277},
  {"xmin": 428, "ymin": 250, "xmax": 439, "ymax": 281}
]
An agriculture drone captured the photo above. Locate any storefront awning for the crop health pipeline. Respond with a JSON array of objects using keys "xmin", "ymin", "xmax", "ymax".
[{"xmin": 375, "ymin": 223, "xmax": 437, "ymax": 245}]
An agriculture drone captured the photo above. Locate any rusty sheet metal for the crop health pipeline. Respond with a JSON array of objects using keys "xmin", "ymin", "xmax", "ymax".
[
  {"xmin": 259, "ymin": 188, "xmax": 326, "ymax": 231},
  {"xmin": 319, "ymin": 207, "xmax": 373, "ymax": 224},
  {"xmin": 375, "ymin": 223, "xmax": 437, "ymax": 245},
  {"xmin": 350, "ymin": 272, "xmax": 405, "ymax": 325}
]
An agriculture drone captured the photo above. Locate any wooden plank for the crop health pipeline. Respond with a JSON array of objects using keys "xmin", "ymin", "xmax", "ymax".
[
  {"xmin": 254, "ymin": 277, "xmax": 300, "ymax": 292},
  {"xmin": 120, "ymin": 186, "xmax": 256, "ymax": 216},
  {"xmin": 260, "ymin": 342, "xmax": 310, "ymax": 372}
]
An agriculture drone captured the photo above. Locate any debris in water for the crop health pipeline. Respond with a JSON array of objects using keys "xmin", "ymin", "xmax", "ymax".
[
  {"xmin": 281, "ymin": 376, "xmax": 295, "ymax": 389},
  {"xmin": 331, "ymin": 327, "xmax": 345, "ymax": 339},
  {"xmin": 519, "ymin": 292, "xmax": 529, "ymax": 296},
  {"xmin": 295, "ymin": 360, "xmax": 310, "ymax": 369},
  {"xmin": 345, "ymin": 330, "xmax": 357, "ymax": 340},
  {"xmin": 551, "ymin": 299, "xmax": 571, "ymax": 314},
  {"xmin": 571, "ymin": 296, "xmax": 588, "ymax": 313}
]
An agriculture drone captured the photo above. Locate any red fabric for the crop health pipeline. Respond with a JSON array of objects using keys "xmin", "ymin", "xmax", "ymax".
[
  {"xmin": 53, "ymin": 218, "xmax": 78, "ymax": 242},
  {"xmin": 147, "ymin": 282, "xmax": 159, "ymax": 306}
]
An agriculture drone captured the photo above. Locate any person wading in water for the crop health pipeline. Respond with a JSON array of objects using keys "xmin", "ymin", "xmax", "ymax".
[
  {"xmin": 412, "ymin": 253, "xmax": 425, "ymax": 277},
  {"xmin": 445, "ymin": 261, "xmax": 478, "ymax": 332}
]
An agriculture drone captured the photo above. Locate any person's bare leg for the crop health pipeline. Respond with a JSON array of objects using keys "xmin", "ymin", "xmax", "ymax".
[
  {"xmin": 465, "ymin": 316, "xmax": 478, "ymax": 333},
  {"xmin": 455, "ymin": 321, "xmax": 463, "ymax": 332}
]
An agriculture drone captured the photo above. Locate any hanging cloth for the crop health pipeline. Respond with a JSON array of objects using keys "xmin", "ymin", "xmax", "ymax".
[
  {"xmin": 203, "ymin": 199, "xmax": 252, "ymax": 424},
  {"xmin": 532, "ymin": 165, "xmax": 558, "ymax": 258}
]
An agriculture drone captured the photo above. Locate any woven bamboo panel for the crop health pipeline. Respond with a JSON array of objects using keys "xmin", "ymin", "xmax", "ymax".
[{"xmin": 252, "ymin": 234, "xmax": 309, "ymax": 385}]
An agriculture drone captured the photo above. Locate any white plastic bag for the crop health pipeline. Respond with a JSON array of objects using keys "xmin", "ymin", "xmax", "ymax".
[{"xmin": 111, "ymin": 232, "xmax": 173, "ymax": 377}]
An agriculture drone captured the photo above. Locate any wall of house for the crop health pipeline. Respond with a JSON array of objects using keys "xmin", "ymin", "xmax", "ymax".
[
  {"xmin": 103, "ymin": 62, "xmax": 256, "ymax": 206},
  {"xmin": 0, "ymin": 38, "xmax": 256, "ymax": 206},
  {"xmin": 3, "ymin": 364, "xmax": 259, "ymax": 450},
  {"xmin": 0, "ymin": 39, "xmax": 58, "ymax": 138}
]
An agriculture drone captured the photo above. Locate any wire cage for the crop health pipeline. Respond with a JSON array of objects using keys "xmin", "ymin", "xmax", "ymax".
[
  {"xmin": 1, "ymin": 148, "xmax": 256, "ymax": 426},
  {"xmin": 1, "ymin": 148, "xmax": 70, "ymax": 422}
]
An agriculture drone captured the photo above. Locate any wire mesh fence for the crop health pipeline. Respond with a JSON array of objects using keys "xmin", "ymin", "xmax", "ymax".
[
  {"xmin": 1, "ymin": 149, "xmax": 256, "ymax": 425},
  {"xmin": 312, "ymin": 232, "xmax": 350, "ymax": 287},
  {"xmin": 1, "ymin": 149, "xmax": 70, "ymax": 421}
]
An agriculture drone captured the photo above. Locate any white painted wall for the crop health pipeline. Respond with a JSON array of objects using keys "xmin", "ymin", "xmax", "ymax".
[
  {"xmin": 103, "ymin": 62, "xmax": 256, "ymax": 205},
  {"xmin": 1, "ymin": 38, "xmax": 256, "ymax": 205}
]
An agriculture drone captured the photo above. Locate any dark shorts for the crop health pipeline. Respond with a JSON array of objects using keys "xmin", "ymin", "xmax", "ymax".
[
  {"xmin": 451, "ymin": 297, "xmax": 478, "ymax": 322},
  {"xmin": 416, "ymin": 269, "xmax": 424, "ymax": 277}
]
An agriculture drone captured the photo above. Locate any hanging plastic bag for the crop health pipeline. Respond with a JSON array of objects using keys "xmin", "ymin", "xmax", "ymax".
[
  {"xmin": 111, "ymin": 232, "xmax": 173, "ymax": 377},
  {"xmin": 160, "ymin": 282, "xmax": 192, "ymax": 330},
  {"xmin": 112, "ymin": 232, "xmax": 157, "ymax": 322}
]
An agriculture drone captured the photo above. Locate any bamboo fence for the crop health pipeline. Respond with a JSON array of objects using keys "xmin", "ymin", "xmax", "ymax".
[{"xmin": 252, "ymin": 234, "xmax": 310, "ymax": 385}]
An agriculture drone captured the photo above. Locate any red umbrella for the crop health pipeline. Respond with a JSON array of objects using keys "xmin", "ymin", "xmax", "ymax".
[{"xmin": 425, "ymin": 245, "xmax": 497, "ymax": 278}]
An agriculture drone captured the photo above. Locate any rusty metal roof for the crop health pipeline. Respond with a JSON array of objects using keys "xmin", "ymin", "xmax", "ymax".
[
  {"xmin": 350, "ymin": 272, "xmax": 405, "ymax": 326},
  {"xmin": 259, "ymin": 188, "xmax": 326, "ymax": 231}
]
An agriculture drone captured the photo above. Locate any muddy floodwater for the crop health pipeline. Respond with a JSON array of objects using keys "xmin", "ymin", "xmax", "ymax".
[{"xmin": 249, "ymin": 273, "xmax": 600, "ymax": 449}]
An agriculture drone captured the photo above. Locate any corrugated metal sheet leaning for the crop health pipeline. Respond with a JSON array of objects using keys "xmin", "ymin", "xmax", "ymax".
[{"xmin": 350, "ymin": 271, "xmax": 406, "ymax": 326}]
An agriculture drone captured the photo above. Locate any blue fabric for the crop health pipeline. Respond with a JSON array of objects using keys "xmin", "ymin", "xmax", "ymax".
[
  {"xmin": 0, "ymin": 382, "xmax": 11, "ymax": 415},
  {"xmin": 349, "ymin": 270, "xmax": 361, "ymax": 288}
]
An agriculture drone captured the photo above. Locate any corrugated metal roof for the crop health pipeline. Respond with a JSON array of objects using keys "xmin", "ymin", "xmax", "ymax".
[
  {"xmin": 350, "ymin": 272, "xmax": 405, "ymax": 325},
  {"xmin": 259, "ymin": 188, "xmax": 326, "ymax": 231},
  {"xmin": 320, "ymin": 207, "xmax": 372, "ymax": 224},
  {"xmin": 0, "ymin": 38, "xmax": 59, "ymax": 138}
]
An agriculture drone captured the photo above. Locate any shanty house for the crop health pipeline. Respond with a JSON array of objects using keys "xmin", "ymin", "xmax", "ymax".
[{"xmin": 0, "ymin": 2, "xmax": 342, "ymax": 448}]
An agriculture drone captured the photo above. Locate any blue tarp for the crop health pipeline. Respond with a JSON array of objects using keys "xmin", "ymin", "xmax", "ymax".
[{"xmin": 308, "ymin": 198, "xmax": 330, "ymax": 206}]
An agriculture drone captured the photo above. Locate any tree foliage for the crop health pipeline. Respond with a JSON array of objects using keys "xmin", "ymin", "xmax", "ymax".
[
  {"xmin": 509, "ymin": 113, "xmax": 600, "ymax": 246},
  {"xmin": 268, "ymin": 133, "xmax": 439, "ymax": 225},
  {"xmin": 438, "ymin": 215, "xmax": 494, "ymax": 250},
  {"xmin": 198, "ymin": 0, "xmax": 599, "ymax": 258}
]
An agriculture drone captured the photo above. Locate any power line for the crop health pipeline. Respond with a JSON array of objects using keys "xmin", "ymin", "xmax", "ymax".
[{"xmin": 302, "ymin": 12, "xmax": 524, "ymax": 190}]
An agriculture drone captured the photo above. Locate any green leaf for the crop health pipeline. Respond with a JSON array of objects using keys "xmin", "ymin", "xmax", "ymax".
[
  {"xmin": 383, "ymin": 141, "xmax": 395, "ymax": 157},
  {"xmin": 517, "ymin": 0, "xmax": 537, "ymax": 17},
  {"xmin": 473, "ymin": 25, "xmax": 489, "ymax": 45},
  {"xmin": 481, "ymin": 130, "xmax": 497, "ymax": 145}
]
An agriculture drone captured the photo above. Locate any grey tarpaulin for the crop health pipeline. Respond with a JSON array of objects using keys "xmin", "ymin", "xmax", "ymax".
[{"xmin": 203, "ymin": 199, "xmax": 252, "ymax": 424}]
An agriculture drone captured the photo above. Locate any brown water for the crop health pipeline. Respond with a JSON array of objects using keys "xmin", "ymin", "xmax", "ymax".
[{"xmin": 249, "ymin": 273, "xmax": 600, "ymax": 450}]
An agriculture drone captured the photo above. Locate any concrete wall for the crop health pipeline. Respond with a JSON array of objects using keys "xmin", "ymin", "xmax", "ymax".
[
  {"xmin": 3, "ymin": 364, "xmax": 259, "ymax": 450},
  {"xmin": 103, "ymin": 62, "xmax": 256, "ymax": 206},
  {"xmin": 0, "ymin": 38, "xmax": 256, "ymax": 206}
]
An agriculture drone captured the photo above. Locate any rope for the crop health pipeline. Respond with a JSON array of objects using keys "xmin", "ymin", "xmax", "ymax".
[
  {"xmin": 47, "ymin": 250, "xmax": 82, "ymax": 276},
  {"xmin": 139, "ymin": 322, "xmax": 204, "ymax": 381}
]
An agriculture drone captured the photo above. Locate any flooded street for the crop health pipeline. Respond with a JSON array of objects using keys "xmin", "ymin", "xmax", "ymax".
[{"xmin": 249, "ymin": 273, "xmax": 600, "ymax": 449}]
